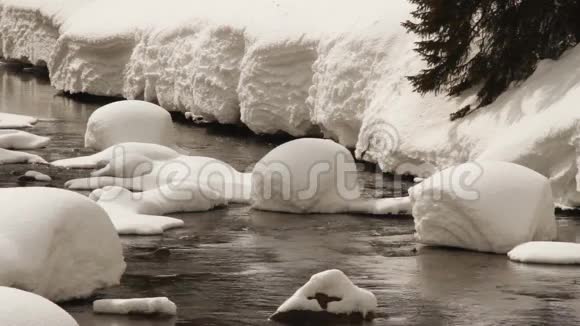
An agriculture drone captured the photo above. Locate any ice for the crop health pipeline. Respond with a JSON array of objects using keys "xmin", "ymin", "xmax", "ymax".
[
  {"xmin": 89, "ymin": 183, "xmax": 226, "ymax": 235},
  {"xmin": 271, "ymin": 269, "xmax": 376, "ymax": 323},
  {"xmin": 508, "ymin": 241, "xmax": 580, "ymax": 265},
  {"xmin": 252, "ymin": 138, "xmax": 410, "ymax": 214},
  {"xmin": 409, "ymin": 161, "xmax": 558, "ymax": 254},
  {"xmin": 0, "ymin": 112, "xmax": 38, "ymax": 128},
  {"xmin": 24, "ymin": 170, "xmax": 52, "ymax": 181},
  {"xmin": 94, "ymin": 297, "xmax": 177, "ymax": 316},
  {"xmin": 0, "ymin": 148, "xmax": 46, "ymax": 164},
  {"xmin": 0, "ymin": 130, "xmax": 49, "ymax": 149},
  {"xmin": 0, "ymin": 187, "xmax": 125, "ymax": 301},
  {"xmin": 0, "ymin": 287, "xmax": 78, "ymax": 326},
  {"xmin": 85, "ymin": 100, "xmax": 175, "ymax": 150}
]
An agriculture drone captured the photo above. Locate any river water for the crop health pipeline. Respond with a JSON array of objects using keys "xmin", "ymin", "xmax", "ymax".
[{"xmin": 1, "ymin": 64, "xmax": 580, "ymax": 326}]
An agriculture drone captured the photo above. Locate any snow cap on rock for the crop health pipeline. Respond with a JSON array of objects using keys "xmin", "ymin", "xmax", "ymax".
[
  {"xmin": 252, "ymin": 138, "xmax": 360, "ymax": 213},
  {"xmin": 85, "ymin": 100, "xmax": 175, "ymax": 150},
  {"xmin": 409, "ymin": 161, "xmax": 558, "ymax": 254},
  {"xmin": 0, "ymin": 287, "xmax": 78, "ymax": 326},
  {"xmin": 271, "ymin": 269, "xmax": 377, "ymax": 323}
]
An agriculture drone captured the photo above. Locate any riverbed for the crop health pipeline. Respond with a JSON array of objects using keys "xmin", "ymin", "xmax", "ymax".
[{"xmin": 1, "ymin": 64, "xmax": 579, "ymax": 326}]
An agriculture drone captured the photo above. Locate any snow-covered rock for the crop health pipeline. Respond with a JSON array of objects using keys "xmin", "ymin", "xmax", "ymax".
[
  {"xmin": 89, "ymin": 183, "xmax": 225, "ymax": 235},
  {"xmin": 0, "ymin": 112, "xmax": 38, "ymax": 128},
  {"xmin": 93, "ymin": 297, "xmax": 177, "ymax": 315},
  {"xmin": 23, "ymin": 170, "xmax": 52, "ymax": 181},
  {"xmin": 0, "ymin": 148, "xmax": 46, "ymax": 164},
  {"xmin": 251, "ymin": 138, "xmax": 360, "ymax": 213},
  {"xmin": 0, "ymin": 286, "xmax": 78, "ymax": 326},
  {"xmin": 85, "ymin": 100, "xmax": 175, "ymax": 151},
  {"xmin": 0, "ymin": 130, "xmax": 49, "ymax": 149},
  {"xmin": 508, "ymin": 241, "xmax": 580, "ymax": 265},
  {"xmin": 409, "ymin": 161, "xmax": 558, "ymax": 254},
  {"xmin": 252, "ymin": 138, "xmax": 411, "ymax": 215},
  {"xmin": 0, "ymin": 187, "xmax": 125, "ymax": 301},
  {"xmin": 52, "ymin": 142, "xmax": 180, "ymax": 169},
  {"xmin": 63, "ymin": 148, "xmax": 252, "ymax": 203},
  {"xmin": 271, "ymin": 269, "xmax": 376, "ymax": 323}
]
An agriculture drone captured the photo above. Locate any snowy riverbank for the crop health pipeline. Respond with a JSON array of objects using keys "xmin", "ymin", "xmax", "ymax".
[{"xmin": 1, "ymin": 0, "xmax": 579, "ymax": 206}]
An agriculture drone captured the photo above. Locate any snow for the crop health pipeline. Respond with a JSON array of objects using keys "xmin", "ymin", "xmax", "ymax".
[
  {"xmin": 52, "ymin": 142, "xmax": 180, "ymax": 169},
  {"xmin": 89, "ymin": 183, "xmax": 225, "ymax": 235},
  {"xmin": 252, "ymin": 138, "xmax": 360, "ymax": 213},
  {"xmin": 60, "ymin": 144, "xmax": 251, "ymax": 203},
  {"xmin": 0, "ymin": 130, "xmax": 49, "ymax": 149},
  {"xmin": 24, "ymin": 170, "xmax": 52, "ymax": 181},
  {"xmin": 252, "ymin": 138, "xmax": 410, "ymax": 214},
  {"xmin": 409, "ymin": 161, "xmax": 558, "ymax": 254},
  {"xmin": 0, "ymin": 148, "xmax": 46, "ymax": 164},
  {"xmin": 508, "ymin": 241, "xmax": 580, "ymax": 265},
  {"xmin": 0, "ymin": 113, "xmax": 38, "ymax": 128},
  {"xmin": 93, "ymin": 297, "xmax": 177, "ymax": 316},
  {"xmin": 85, "ymin": 100, "xmax": 175, "ymax": 151},
  {"xmin": 0, "ymin": 187, "xmax": 125, "ymax": 301},
  {"xmin": 0, "ymin": 286, "xmax": 78, "ymax": 326},
  {"xmin": 271, "ymin": 269, "xmax": 376, "ymax": 321},
  {"xmin": 1, "ymin": 0, "xmax": 580, "ymax": 207}
]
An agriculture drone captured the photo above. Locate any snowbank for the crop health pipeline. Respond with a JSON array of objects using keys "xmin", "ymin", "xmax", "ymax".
[
  {"xmin": 0, "ymin": 129, "xmax": 49, "ymax": 149},
  {"xmin": 271, "ymin": 269, "xmax": 376, "ymax": 323},
  {"xmin": 0, "ymin": 0, "xmax": 92, "ymax": 66},
  {"xmin": 0, "ymin": 112, "xmax": 38, "ymax": 128},
  {"xmin": 0, "ymin": 287, "xmax": 78, "ymax": 326},
  {"xmin": 2, "ymin": 0, "xmax": 580, "ymax": 207},
  {"xmin": 90, "ymin": 184, "xmax": 225, "ymax": 235},
  {"xmin": 0, "ymin": 187, "xmax": 125, "ymax": 301},
  {"xmin": 85, "ymin": 100, "xmax": 175, "ymax": 150},
  {"xmin": 94, "ymin": 297, "xmax": 177, "ymax": 315},
  {"xmin": 508, "ymin": 241, "xmax": 580, "ymax": 265},
  {"xmin": 409, "ymin": 161, "xmax": 558, "ymax": 254},
  {"xmin": 0, "ymin": 148, "xmax": 46, "ymax": 164}
]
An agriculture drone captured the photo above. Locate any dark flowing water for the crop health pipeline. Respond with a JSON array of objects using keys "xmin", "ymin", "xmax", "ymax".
[{"xmin": 1, "ymin": 64, "xmax": 580, "ymax": 326}]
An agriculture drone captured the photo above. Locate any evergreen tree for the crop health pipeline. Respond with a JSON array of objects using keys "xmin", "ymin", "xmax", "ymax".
[{"xmin": 403, "ymin": 0, "xmax": 580, "ymax": 115}]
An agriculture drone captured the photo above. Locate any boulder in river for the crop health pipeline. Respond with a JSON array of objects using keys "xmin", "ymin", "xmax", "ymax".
[{"xmin": 270, "ymin": 269, "xmax": 377, "ymax": 324}]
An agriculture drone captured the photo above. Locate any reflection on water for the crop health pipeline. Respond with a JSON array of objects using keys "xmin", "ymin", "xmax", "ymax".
[{"xmin": 1, "ymin": 64, "xmax": 580, "ymax": 326}]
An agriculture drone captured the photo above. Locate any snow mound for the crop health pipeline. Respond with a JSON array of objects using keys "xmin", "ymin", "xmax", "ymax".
[
  {"xmin": 93, "ymin": 297, "xmax": 177, "ymax": 315},
  {"xmin": 252, "ymin": 138, "xmax": 411, "ymax": 214},
  {"xmin": 0, "ymin": 287, "xmax": 78, "ymax": 326},
  {"xmin": 85, "ymin": 100, "xmax": 175, "ymax": 151},
  {"xmin": 90, "ymin": 183, "xmax": 225, "ymax": 235},
  {"xmin": 252, "ymin": 138, "xmax": 360, "ymax": 213},
  {"xmin": 508, "ymin": 241, "xmax": 580, "ymax": 265},
  {"xmin": 24, "ymin": 170, "xmax": 52, "ymax": 181},
  {"xmin": 52, "ymin": 142, "xmax": 180, "ymax": 168},
  {"xmin": 409, "ymin": 161, "xmax": 558, "ymax": 254},
  {"xmin": 0, "ymin": 148, "xmax": 46, "ymax": 164},
  {"xmin": 0, "ymin": 130, "xmax": 49, "ymax": 149},
  {"xmin": 0, "ymin": 187, "xmax": 125, "ymax": 301},
  {"xmin": 0, "ymin": 112, "xmax": 38, "ymax": 128},
  {"xmin": 63, "ymin": 149, "xmax": 251, "ymax": 203},
  {"xmin": 271, "ymin": 269, "xmax": 376, "ymax": 323}
]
